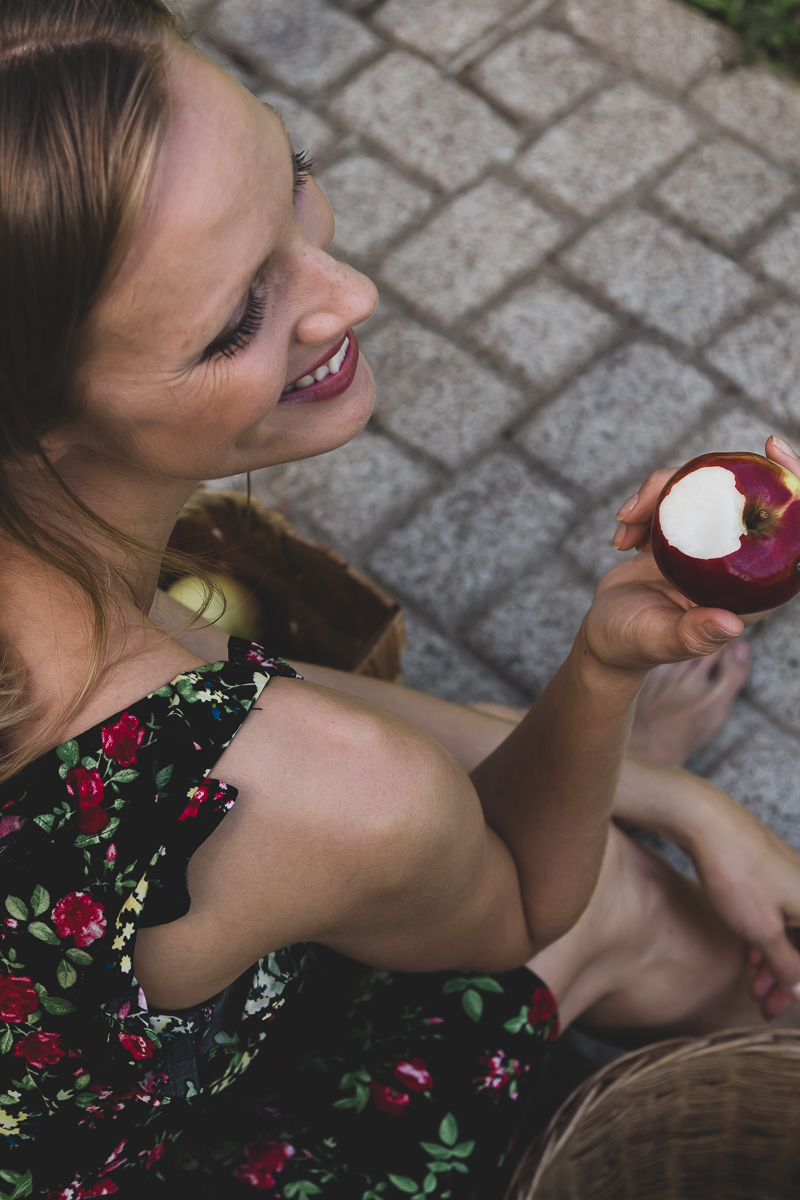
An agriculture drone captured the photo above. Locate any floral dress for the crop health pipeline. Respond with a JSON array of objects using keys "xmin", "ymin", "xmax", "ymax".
[{"xmin": 0, "ymin": 638, "xmax": 559, "ymax": 1200}]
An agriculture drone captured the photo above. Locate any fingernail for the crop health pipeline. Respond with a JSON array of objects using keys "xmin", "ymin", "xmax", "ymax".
[
  {"xmin": 772, "ymin": 436, "xmax": 798, "ymax": 459},
  {"xmin": 612, "ymin": 525, "xmax": 626, "ymax": 550},
  {"xmin": 703, "ymin": 622, "xmax": 733, "ymax": 642},
  {"xmin": 615, "ymin": 494, "xmax": 639, "ymax": 520},
  {"xmin": 791, "ymin": 982, "xmax": 800, "ymax": 1003}
]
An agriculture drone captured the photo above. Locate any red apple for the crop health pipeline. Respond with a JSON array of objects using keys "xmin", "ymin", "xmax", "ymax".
[{"xmin": 651, "ymin": 451, "xmax": 800, "ymax": 614}]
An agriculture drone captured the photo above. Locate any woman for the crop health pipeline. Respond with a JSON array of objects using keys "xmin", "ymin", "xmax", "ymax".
[{"xmin": 2, "ymin": 2, "xmax": 800, "ymax": 1196}]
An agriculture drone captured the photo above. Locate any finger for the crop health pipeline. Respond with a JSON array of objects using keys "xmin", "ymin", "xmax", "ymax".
[
  {"xmin": 762, "ymin": 985, "xmax": 794, "ymax": 1021},
  {"xmin": 615, "ymin": 470, "xmax": 677, "ymax": 527},
  {"xmin": 750, "ymin": 964, "xmax": 775, "ymax": 999},
  {"xmin": 612, "ymin": 520, "xmax": 651, "ymax": 552},
  {"xmin": 757, "ymin": 926, "xmax": 800, "ymax": 1004},
  {"xmin": 766, "ymin": 435, "xmax": 800, "ymax": 482},
  {"xmin": 674, "ymin": 606, "xmax": 744, "ymax": 658}
]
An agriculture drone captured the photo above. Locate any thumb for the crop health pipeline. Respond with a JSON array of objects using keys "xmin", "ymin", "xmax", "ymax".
[{"xmin": 675, "ymin": 607, "xmax": 744, "ymax": 658}]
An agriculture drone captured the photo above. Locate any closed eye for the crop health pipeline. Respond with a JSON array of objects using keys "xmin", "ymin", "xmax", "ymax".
[{"xmin": 292, "ymin": 148, "xmax": 313, "ymax": 200}]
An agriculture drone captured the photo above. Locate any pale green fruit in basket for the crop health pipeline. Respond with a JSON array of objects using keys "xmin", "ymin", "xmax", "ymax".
[{"xmin": 166, "ymin": 573, "xmax": 264, "ymax": 641}]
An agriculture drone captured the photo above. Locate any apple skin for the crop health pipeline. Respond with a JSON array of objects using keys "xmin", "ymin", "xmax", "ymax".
[
  {"xmin": 165, "ymin": 573, "xmax": 264, "ymax": 641},
  {"xmin": 651, "ymin": 452, "xmax": 800, "ymax": 615}
]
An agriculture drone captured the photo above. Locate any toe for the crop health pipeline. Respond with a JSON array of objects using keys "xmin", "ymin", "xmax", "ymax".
[{"xmin": 718, "ymin": 639, "xmax": 751, "ymax": 686}]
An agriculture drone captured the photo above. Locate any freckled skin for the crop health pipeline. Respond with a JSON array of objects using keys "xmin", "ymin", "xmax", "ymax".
[{"xmin": 652, "ymin": 452, "xmax": 800, "ymax": 614}]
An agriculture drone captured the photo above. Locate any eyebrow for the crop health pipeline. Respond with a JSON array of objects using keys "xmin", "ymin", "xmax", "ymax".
[{"xmin": 202, "ymin": 104, "xmax": 296, "ymax": 349}]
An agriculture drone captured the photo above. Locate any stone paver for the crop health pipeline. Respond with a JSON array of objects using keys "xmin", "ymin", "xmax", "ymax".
[
  {"xmin": 692, "ymin": 67, "xmax": 800, "ymax": 170},
  {"xmin": 318, "ymin": 156, "xmax": 433, "ymax": 260},
  {"xmin": 199, "ymin": 0, "xmax": 800, "ymax": 849},
  {"xmin": 748, "ymin": 212, "xmax": 800, "ymax": 298},
  {"xmin": 372, "ymin": 0, "xmax": 530, "ymax": 67},
  {"xmin": 257, "ymin": 89, "xmax": 341, "ymax": 161},
  {"xmin": 471, "ymin": 27, "xmax": 607, "ymax": 125},
  {"xmin": 515, "ymin": 83, "xmax": 700, "ymax": 217},
  {"xmin": 706, "ymin": 302, "xmax": 800, "ymax": 426},
  {"xmin": 328, "ymin": 51, "xmax": 520, "ymax": 192},
  {"xmin": 380, "ymin": 179, "xmax": 565, "ymax": 326},
  {"xmin": 370, "ymin": 453, "xmax": 573, "ymax": 626},
  {"xmin": 564, "ymin": 0, "xmax": 739, "ymax": 90},
  {"xmin": 363, "ymin": 318, "xmax": 526, "ymax": 467},
  {"xmin": 654, "ymin": 137, "xmax": 796, "ymax": 250},
  {"xmin": 517, "ymin": 343, "xmax": 716, "ymax": 495},
  {"xmin": 748, "ymin": 607, "xmax": 800, "ymax": 738},
  {"xmin": 207, "ymin": 0, "xmax": 382, "ymax": 92},
  {"xmin": 260, "ymin": 430, "xmax": 434, "ymax": 554},
  {"xmin": 468, "ymin": 561, "xmax": 595, "ymax": 697},
  {"xmin": 562, "ymin": 207, "xmax": 759, "ymax": 346},
  {"xmin": 401, "ymin": 609, "xmax": 527, "ymax": 704},
  {"xmin": 468, "ymin": 277, "xmax": 618, "ymax": 389}
]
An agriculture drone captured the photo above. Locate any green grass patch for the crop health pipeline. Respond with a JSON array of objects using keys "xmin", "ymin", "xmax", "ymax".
[{"xmin": 684, "ymin": 1, "xmax": 800, "ymax": 76}]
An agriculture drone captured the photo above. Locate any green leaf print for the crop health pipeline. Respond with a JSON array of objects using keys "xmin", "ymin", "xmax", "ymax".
[
  {"xmin": 448, "ymin": 1142, "xmax": 475, "ymax": 1160},
  {"xmin": 423, "ymin": 1177, "xmax": 437, "ymax": 1195},
  {"xmin": 418, "ymin": 1144, "xmax": 450, "ymax": 1160},
  {"xmin": 27, "ymin": 923, "xmax": 60, "ymax": 945},
  {"xmin": 0, "ymin": 1169, "xmax": 34, "ymax": 1200},
  {"xmin": 39, "ymin": 996, "xmax": 75, "ymax": 1015},
  {"xmin": 30, "ymin": 887, "xmax": 49, "ymax": 917},
  {"xmin": 110, "ymin": 769, "xmax": 139, "ymax": 784},
  {"xmin": 468, "ymin": 976, "xmax": 503, "ymax": 994},
  {"xmin": 387, "ymin": 1176, "xmax": 418, "ymax": 1194},
  {"xmin": 440, "ymin": 979, "xmax": 468, "ymax": 994},
  {"xmin": 439, "ymin": 1114, "xmax": 458, "ymax": 1147},
  {"xmin": 461, "ymin": 989, "xmax": 483, "ymax": 1022},
  {"xmin": 65, "ymin": 948, "xmax": 92, "ymax": 966},
  {"xmin": 283, "ymin": 1184, "xmax": 322, "ymax": 1199},
  {"xmin": 503, "ymin": 1014, "xmax": 528, "ymax": 1035},
  {"xmin": 56, "ymin": 741, "xmax": 79, "ymax": 768},
  {"xmin": 5, "ymin": 897, "xmax": 28, "ymax": 921},
  {"xmin": 56, "ymin": 959, "xmax": 77, "ymax": 989},
  {"xmin": 155, "ymin": 764, "xmax": 173, "ymax": 788},
  {"xmin": 0, "ymin": 1031, "xmax": 12, "ymax": 1054}
]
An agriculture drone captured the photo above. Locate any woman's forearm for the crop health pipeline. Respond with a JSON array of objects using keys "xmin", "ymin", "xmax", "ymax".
[
  {"xmin": 613, "ymin": 757, "xmax": 726, "ymax": 855},
  {"xmin": 470, "ymin": 632, "xmax": 645, "ymax": 946}
]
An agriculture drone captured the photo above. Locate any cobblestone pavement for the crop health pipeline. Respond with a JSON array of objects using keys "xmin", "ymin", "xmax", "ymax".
[{"xmin": 180, "ymin": 0, "xmax": 800, "ymax": 856}]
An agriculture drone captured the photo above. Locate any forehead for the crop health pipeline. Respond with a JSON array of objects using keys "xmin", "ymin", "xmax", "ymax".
[{"xmin": 96, "ymin": 44, "xmax": 291, "ymax": 347}]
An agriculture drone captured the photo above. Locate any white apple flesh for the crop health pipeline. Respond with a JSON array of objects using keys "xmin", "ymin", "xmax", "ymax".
[
  {"xmin": 651, "ymin": 452, "xmax": 800, "ymax": 614},
  {"xmin": 165, "ymin": 572, "xmax": 264, "ymax": 641}
]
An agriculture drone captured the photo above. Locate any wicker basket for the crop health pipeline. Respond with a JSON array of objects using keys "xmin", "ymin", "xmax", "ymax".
[
  {"xmin": 161, "ymin": 488, "xmax": 407, "ymax": 681},
  {"xmin": 507, "ymin": 1028, "xmax": 800, "ymax": 1200}
]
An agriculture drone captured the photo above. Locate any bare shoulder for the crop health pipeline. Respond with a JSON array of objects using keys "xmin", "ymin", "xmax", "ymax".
[{"xmin": 134, "ymin": 678, "xmax": 492, "ymax": 1007}]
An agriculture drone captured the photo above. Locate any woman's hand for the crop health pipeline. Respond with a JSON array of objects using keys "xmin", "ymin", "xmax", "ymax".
[
  {"xmin": 580, "ymin": 552, "xmax": 744, "ymax": 675},
  {"xmin": 683, "ymin": 785, "xmax": 800, "ymax": 1018}
]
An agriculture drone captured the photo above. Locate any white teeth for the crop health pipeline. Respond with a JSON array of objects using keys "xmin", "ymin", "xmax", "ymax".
[
  {"xmin": 282, "ymin": 338, "xmax": 350, "ymax": 395},
  {"xmin": 327, "ymin": 336, "xmax": 349, "ymax": 376}
]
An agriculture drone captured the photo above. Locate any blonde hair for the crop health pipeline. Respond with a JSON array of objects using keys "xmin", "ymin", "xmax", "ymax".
[{"xmin": 0, "ymin": 0, "xmax": 213, "ymax": 781}]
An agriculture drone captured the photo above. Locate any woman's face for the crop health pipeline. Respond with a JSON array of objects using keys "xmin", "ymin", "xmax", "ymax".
[{"xmin": 74, "ymin": 42, "xmax": 378, "ymax": 483}]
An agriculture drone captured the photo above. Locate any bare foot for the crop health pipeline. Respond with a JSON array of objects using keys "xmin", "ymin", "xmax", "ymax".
[{"xmin": 627, "ymin": 642, "xmax": 751, "ymax": 767}]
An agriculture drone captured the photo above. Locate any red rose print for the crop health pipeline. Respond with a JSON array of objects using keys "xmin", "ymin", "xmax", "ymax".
[
  {"xmin": 139, "ymin": 1142, "xmax": 167, "ymax": 1171},
  {"xmin": 76, "ymin": 1184, "xmax": 119, "ymax": 1198},
  {"xmin": 101, "ymin": 713, "xmax": 145, "ymax": 767},
  {"xmin": 13, "ymin": 1030, "xmax": 65, "ymax": 1069},
  {"xmin": 67, "ymin": 768, "xmax": 109, "ymax": 834},
  {"xmin": 392, "ymin": 1058, "xmax": 433, "ymax": 1092},
  {"xmin": 52, "ymin": 892, "xmax": 107, "ymax": 947},
  {"xmin": 66, "ymin": 767, "xmax": 104, "ymax": 805},
  {"xmin": 0, "ymin": 974, "xmax": 39, "ymax": 1022},
  {"xmin": 178, "ymin": 782, "xmax": 210, "ymax": 822},
  {"xmin": 527, "ymin": 987, "xmax": 560, "ymax": 1039},
  {"xmin": 369, "ymin": 1081, "xmax": 410, "ymax": 1116},
  {"xmin": 232, "ymin": 1139, "xmax": 294, "ymax": 1190},
  {"xmin": 0, "ymin": 813, "xmax": 23, "ymax": 840},
  {"xmin": 118, "ymin": 1033, "xmax": 154, "ymax": 1060}
]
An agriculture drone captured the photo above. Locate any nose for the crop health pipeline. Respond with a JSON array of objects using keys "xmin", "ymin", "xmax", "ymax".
[{"xmin": 294, "ymin": 254, "xmax": 379, "ymax": 347}]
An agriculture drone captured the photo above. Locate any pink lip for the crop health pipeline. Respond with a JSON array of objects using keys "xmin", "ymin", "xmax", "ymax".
[{"xmin": 277, "ymin": 331, "xmax": 359, "ymax": 406}]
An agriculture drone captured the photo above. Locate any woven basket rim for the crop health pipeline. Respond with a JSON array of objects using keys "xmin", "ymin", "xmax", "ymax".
[{"xmin": 510, "ymin": 1026, "xmax": 800, "ymax": 1199}]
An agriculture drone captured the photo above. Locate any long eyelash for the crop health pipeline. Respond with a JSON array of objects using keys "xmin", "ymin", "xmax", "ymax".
[
  {"xmin": 209, "ymin": 289, "xmax": 267, "ymax": 361},
  {"xmin": 293, "ymin": 148, "xmax": 313, "ymax": 199}
]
